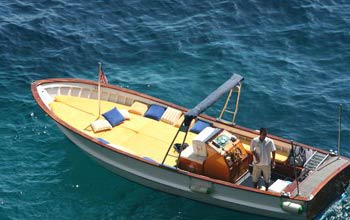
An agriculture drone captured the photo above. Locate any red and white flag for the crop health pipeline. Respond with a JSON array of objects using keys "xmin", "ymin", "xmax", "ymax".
[{"xmin": 99, "ymin": 69, "xmax": 108, "ymax": 84}]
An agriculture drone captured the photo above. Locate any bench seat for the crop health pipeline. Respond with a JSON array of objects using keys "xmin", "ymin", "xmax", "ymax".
[{"xmin": 242, "ymin": 143, "xmax": 290, "ymax": 164}]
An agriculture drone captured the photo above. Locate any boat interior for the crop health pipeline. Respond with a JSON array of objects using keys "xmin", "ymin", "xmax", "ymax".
[{"xmin": 38, "ymin": 80, "xmax": 348, "ymax": 198}]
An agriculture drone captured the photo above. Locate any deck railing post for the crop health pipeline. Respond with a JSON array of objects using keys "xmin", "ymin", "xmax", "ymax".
[
  {"xmin": 338, "ymin": 104, "xmax": 342, "ymax": 158},
  {"xmin": 97, "ymin": 62, "xmax": 102, "ymax": 118},
  {"xmin": 232, "ymin": 82, "xmax": 242, "ymax": 124},
  {"xmin": 218, "ymin": 89, "xmax": 233, "ymax": 120},
  {"xmin": 175, "ymin": 124, "xmax": 190, "ymax": 169},
  {"xmin": 291, "ymin": 141, "xmax": 300, "ymax": 196}
]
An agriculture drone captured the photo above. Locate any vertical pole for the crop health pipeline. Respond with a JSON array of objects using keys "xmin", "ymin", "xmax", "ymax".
[
  {"xmin": 338, "ymin": 104, "xmax": 342, "ymax": 158},
  {"xmin": 98, "ymin": 62, "xmax": 102, "ymax": 118},
  {"xmin": 232, "ymin": 82, "xmax": 242, "ymax": 125},
  {"xmin": 218, "ymin": 89, "xmax": 233, "ymax": 120},
  {"xmin": 291, "ymin": 141, "xmax": 300, "ymax": 196},
  {"xmin": 161, "ymin": 126, "xmax": 182, "ymax": 165},
  {"xmin": 176, "ymin": 124, "xmax": 190, "ymax": 168}
]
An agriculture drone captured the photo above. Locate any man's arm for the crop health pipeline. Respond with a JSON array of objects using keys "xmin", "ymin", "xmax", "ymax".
[
  {"xmin": 271, "ymin": 140, "xmax": 276, "ymax": 168},
  {"xmin": 252, "ymin": 151, "xmax": 260, "ymax": 163},
  {"xmin": 250, "ymin": 139, "xmax": 260, "ymax": 163}
]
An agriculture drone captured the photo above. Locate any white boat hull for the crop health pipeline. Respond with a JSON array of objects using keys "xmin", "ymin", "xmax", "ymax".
[
  {"xmin": 57, "ymin": 123, "xmax": 306, "ymax": 220},
  {"xmin": 32, "ymin": 78, "xmax": 350, "ymax": 219}
]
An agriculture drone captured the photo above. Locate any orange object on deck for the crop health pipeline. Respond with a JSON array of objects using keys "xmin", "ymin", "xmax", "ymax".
[
  {"xmin": 179, "ymin": 129, "xmax": 250, "ymax": 182},
  {"xmin": 204, "ymin": 131, "xmax": 249, "ymax": 182}
]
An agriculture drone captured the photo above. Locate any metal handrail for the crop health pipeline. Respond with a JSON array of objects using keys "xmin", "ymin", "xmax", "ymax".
[
  {"xmin": 217, "ymin": 82, "xmax": 242, "ymax": 125},
  {"xmin": 291, "ymin": 141, "xmax": 300, "ymax": 196}
]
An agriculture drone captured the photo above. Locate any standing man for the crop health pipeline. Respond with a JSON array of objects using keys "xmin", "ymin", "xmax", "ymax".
[{"xmin": 250, "ymin": 127, "xmax": 276, "ymax": 191}]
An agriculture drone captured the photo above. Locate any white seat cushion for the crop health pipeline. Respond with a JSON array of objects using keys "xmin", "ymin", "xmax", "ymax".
[
  {"xmin": 268, "ymin": 179, "xmax": 291, "ymax": 193},
  {"xmin": 119, "ymin": 109, "xmax": 130, "ymax": 120},
  {"xmin": 181, "ymin": 145, "xmax": 206, "ymax": 164},
  {"xmin": 161, "ymin": 107, "xmax": 182, "ymax": 125},
  {"xmin": 192, "ymin": 127, "xmax": 218, "ymax": 157},
  {"xmin": 90, "ymin": 119, "xmax": 112, "ymax": 133}
]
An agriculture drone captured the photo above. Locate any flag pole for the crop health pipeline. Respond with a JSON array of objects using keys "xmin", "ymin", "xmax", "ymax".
[{"xmin": 98, "ymin": 62, "xmax": 102, "ymax": 118}]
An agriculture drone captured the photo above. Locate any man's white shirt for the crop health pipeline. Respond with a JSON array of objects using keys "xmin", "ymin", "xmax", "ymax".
[{"xmin": 250, "ymin": 136, "xmax": 276, "ymax": 166}]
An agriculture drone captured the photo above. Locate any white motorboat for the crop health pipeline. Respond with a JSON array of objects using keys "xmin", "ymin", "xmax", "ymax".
[{"xmin": 31, "ymin": 74, "xmax": 350, "ymax": 219}]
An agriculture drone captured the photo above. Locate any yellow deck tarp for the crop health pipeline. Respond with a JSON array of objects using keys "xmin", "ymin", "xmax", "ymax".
[
  {"xmin": 50, "ymin": 95, "xmax": 195, "ymax": 166},
  {"xmin": 51, "ymin": 95, "xmax": 288, "ymax": 165}
]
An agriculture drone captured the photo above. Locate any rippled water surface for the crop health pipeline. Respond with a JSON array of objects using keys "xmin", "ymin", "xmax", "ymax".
[{"xmin": 1, "ymin": 1, "xmax": 350, "ymax": 219}]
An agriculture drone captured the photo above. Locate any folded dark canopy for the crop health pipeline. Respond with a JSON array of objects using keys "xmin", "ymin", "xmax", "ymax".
[{"xmin": 184, "ymin": 74, "xmax": 243, "ymax": 126}]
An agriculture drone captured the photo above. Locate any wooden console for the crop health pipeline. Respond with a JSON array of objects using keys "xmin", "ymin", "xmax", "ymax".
[
  {"xmin": 204, "ymin": 130, "xmax": 249, "ymax": 182},
  {"xmin": 179, "ymin": 129, "xmax": 250, "ymax": 182}
]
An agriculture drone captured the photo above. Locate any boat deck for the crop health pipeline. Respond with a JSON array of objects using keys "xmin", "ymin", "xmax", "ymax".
[
  {"xmin": 293, "ymin": 156, "xmax": 350, "ymax": 197},
  {"xmin": 49, "ymin": 95, "xmax": 197, "ymax": 166},
  {"xmin": 48, "ymin": 94, "xmax": 292, "ymax": 166}
]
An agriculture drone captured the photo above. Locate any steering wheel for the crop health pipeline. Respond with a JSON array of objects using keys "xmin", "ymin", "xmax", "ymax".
[{"xmin": 231, "ymin": 147, "xmax": 242, "ymax": 163}]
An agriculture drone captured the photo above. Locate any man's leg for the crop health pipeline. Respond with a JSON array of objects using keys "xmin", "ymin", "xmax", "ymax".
[
  {"xmin": 262, "ymin": 165, "xmax": 271, "ymax": 191},
  {"xmin": 252, "ymin": 165, "xmax": 261, "ymax": 188}
]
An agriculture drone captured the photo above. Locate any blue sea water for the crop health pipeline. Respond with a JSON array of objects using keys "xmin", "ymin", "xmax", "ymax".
[{"xmin": 1, "ymin": 0, "xmax": 350, "ymax": 219}]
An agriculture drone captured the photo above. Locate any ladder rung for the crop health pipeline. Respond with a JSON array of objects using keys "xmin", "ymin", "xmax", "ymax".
[
  {"xmin": 314, "ymin": 156, "xmax": 325, "ymax": 160},
  {"xmin": 307, "ymin": 163, "xmax": 317, "ymax": 167},
  {"xmin": 312, "ymin": 158, "xmax": 323, "ymax": 162},
  {"xmin": 309, "ymin": 159, "xmax": 320, "ymax": 164},
  {"xmin": 315, "ymin": 152, "xmax": 324, "ymax": 155},
  {"xmin": 303, "ymin": 152, "xmax": 329, "ymax": 170},
  {"xmin": 306, "ymin": 164, "xmax": 317, "ymax": 167},
  {"xmin": 224, "ymin": 110, "xmax": 235, "ymax": 114}
]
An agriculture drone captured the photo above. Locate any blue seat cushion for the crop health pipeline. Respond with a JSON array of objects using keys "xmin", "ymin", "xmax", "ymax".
[
  {"xmin": 96, "ymin": 138, "xmax": 109, "ymax": 145},
  {"xmin": 143, "ymin": 157, "xmax": 158, "ymax": 164},
  {"xmin": 102, "ymin": 107, "xmax": 125, "ymax": 126},
  {"xmin": 190, "ymin": 119, "xmax": 211, "ymax": 134},
  {"xmin": 144, "ymin": 104, "xmax": 166, "ymax": 121}
]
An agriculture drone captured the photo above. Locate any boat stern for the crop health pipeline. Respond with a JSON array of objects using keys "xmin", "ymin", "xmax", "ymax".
[{"xmin": 306, "ymin": 158, "xmax": 350, "ymax": 219}]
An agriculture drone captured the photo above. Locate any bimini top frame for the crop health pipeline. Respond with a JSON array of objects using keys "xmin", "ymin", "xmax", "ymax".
[
  {"xmin": 161, "ymin": 73, "xmax": 244, "ymax": 166},
  {"xmin": 184, "ymin": 73, "xmax": 244, "ymax": 126}
]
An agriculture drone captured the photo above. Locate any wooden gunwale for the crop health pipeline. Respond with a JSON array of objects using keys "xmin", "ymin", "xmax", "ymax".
[
  {"xmin": 310, "ymin": 161, "xmax": 350, "ymax": 196},
  {"xmin": 31, "ymin": 78, "xmax": 345, "ymax": 202}
]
